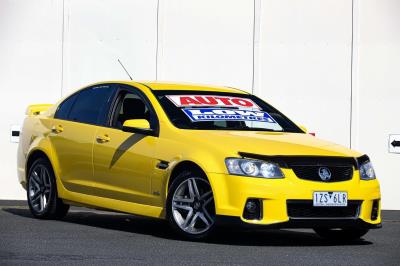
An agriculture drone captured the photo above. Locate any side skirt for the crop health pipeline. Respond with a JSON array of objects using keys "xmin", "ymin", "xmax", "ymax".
[{"xmin": 60, "ymin": 190, "xmax": 165, "ymax": 219}]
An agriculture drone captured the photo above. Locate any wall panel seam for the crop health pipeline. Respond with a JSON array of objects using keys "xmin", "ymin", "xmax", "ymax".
[{"xmin": 349, "ymin": 0, "xmax": 354, "ymax": 148}]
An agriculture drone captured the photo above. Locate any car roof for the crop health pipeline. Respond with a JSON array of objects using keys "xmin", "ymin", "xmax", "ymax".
[
  {"xmin": 92, "ymin": 80, "xmax": 249, "ymax": 94},
  {"xmin": 141, "ymin": 81, "xmax": 248, "ymax": 94}
]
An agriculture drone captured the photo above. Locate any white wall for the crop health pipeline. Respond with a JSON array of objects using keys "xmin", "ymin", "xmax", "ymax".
[
  {"xmin": 157, "ymin": 0, "xmax": 254, "ymax": 90},
  {"xmin": 0, "ymin": 0, "xmax": 399, "ymax": 209},
  {"xmin": 0, "ymin": 0, "xmax": 63, "ymax": 199},
  {"xmin": 255, "ymin": 0, "xmax": 352, "ymax": 147},
  {"xmin": 351, "ymin": 0, "xmax": 400, "ymax": 210},
  {"xmin": 62, "ymin": 0, "xmax": 158, "ymax": 93}
]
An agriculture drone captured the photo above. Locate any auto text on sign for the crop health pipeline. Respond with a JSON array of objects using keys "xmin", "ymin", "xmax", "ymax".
[{"xmin": 167, "ymin": 95, "xmax": 260, "ymax": 109}]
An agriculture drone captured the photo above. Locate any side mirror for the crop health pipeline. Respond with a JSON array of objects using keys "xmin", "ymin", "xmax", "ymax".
[{"xmin": 122, "ymin": 119, "xmax": 154, "ymax": 135}]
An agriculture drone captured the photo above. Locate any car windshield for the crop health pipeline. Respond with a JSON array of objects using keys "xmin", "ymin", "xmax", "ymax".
[{"xmin": 153, "ymin": 90, "xmax": 303, "ymax": 133}]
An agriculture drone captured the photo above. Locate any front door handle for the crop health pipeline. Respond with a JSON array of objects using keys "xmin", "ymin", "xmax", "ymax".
[
  {"xmin": 51, "ymin": 125, "xmax": 64, "ymax": 134},
  {"xmin": 96, "ymin": 134, "xmax": 111, "ymax": 143}
]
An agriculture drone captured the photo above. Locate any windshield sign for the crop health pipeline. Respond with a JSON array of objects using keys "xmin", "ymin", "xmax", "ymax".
[
  {"xmin": 182, "ymin": 108, "xmax": 277, "ymax": 123},
  {"xmin": 153, "ymin": 90, "xmax": 303, "ymax": 132}
]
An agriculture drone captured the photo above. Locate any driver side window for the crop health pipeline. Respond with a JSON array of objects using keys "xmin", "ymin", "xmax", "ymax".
[{"xmin": 113, "ymin": 92, "xmax": 150, "ymax": 129}]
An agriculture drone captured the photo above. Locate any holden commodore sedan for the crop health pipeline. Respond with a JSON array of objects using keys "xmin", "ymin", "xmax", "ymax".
[{"xmin": 17, "ymin": 81, "xmax": 381, "ymax": 240}]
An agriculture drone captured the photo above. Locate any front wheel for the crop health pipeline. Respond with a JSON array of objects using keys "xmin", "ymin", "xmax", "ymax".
[
  {"xmin": 313, "ymin": 227, "xmax": 369, "ymax": 241},
  {"xmin": 27, "ymin": 158, "xmax": 69, "ymax": 219},
  {"xmin": 166, "ymin": 171, "xmax": 216, "ymax": 240}
]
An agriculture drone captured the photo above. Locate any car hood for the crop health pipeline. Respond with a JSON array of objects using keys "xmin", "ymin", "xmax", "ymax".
[{"xmin": 186, "ymin": 130, "xmax": 361, "ymax": 158}]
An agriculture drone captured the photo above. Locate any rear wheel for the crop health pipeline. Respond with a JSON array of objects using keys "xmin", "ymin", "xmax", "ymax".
[
  {"xmin": 314, "ymin": 227, "xmax": 369, "ymax": 241},
  {"xmin": 166, "ymin": 171, "xmax": 216, "ymax": 240},
  {"xmin": 27, "ymin": 158, "xmax": 69, "ymax": 219}
]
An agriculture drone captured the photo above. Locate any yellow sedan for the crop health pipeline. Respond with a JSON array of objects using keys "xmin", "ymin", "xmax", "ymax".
[{"xmin": 17, "ymin": 81, "xmax": 381, "ymax": 240}]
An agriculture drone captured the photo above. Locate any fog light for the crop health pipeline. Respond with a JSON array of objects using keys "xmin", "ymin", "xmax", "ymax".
[
  {"xmin": 246, "ymin": 201, "xmax": 257, "ymax": 213},
  {"xmin": 371, "ymin": 199, "xmax": 379, "ymax": 221},
  {"xmin": 243, "ymin": 199, "xmax": 262, "ymax": 220}
]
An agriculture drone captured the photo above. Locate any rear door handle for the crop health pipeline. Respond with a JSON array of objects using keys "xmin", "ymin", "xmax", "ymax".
[
  {"xmin": 96, "ymin": 134, "xmax": 111, "ymax": 143},
  {"xmin": 51, "ymin": 125, "xmax": 64, "ymax": 134}
]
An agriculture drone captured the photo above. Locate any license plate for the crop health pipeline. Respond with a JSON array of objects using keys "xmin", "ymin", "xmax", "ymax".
[{"xmin": 313, "ymin": 192, "xmax": 347, "ymax": 207}]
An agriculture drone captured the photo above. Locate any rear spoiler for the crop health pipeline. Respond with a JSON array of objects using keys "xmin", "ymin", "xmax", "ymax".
[{"xmin": 25, "ymin": 104, "xmax": 53, "ymax": 116}]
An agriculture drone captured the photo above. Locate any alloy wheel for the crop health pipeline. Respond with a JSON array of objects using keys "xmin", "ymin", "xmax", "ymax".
[
  {"xmin": 172, "ymin": 177, "xmax": 215, "ymax": 235},
  {"xmin": 28, "ymin": 164, "xmax": 52, "ymax": 213}
]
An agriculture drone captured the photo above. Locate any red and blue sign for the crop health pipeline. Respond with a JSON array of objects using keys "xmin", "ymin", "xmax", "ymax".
[{"xmin": 182, "ymin": 108, "xmax": 277, "ymax": 123}]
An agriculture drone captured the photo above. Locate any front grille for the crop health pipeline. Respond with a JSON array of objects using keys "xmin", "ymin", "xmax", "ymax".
[
  {"xmin": 287, "ymin": 200, "xmax": 361, "ymax": 219},
  {"xmin": 238, "ymin": 153, "xmax": 357, "ymax": 182},
  {"xmin": 291, "ymin": 165, "xmax": 353, "ymax": 182}
]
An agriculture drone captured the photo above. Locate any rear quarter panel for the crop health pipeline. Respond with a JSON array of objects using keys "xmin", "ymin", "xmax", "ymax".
[{"xmin": 17, "ymin": 115, "xmax": 59, "ymax": 190}]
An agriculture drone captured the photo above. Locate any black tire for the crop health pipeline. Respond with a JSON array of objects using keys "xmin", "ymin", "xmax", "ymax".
[
  {"xmin": 314, "ymin": 227, "xmax": 369, "ymax": 241},
  {"xmin": 166, "ymin": 170, "xmax": 216, "ymax": 240},
  {"xmin": 27, "ymin": 158, "xmax": 69, "ymax": 219}
]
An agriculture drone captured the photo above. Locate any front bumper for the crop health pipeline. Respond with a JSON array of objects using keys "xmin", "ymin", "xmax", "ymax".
[{"xmin": 208, "ymin": 169, "xmax": 381, "ymax": 228}]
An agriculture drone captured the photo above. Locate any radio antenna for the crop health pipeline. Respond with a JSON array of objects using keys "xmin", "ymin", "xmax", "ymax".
[{"xmin": 117, "ymin": 59, "xmax": 133, "ymax": 80}]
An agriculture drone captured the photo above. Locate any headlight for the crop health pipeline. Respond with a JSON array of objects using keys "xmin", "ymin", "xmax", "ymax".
[
  {"xmin": 359, "ymin": 161, "xmax": 376, "ymax": 180},
  {"xmin": 225, "ymin": 158, "xmax": 284, "ymax": 178}
]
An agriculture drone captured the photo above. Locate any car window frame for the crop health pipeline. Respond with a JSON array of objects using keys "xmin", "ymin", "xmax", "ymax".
[
  {"xmin": 107, "ymin": 84, "xmax": 160, "ymax": 137},
  {"xmin": 53, "ymin": 83, "xmax": 118, "ymax": 127}
]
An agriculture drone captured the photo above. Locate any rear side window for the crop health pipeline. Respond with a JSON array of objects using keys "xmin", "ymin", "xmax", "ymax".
[
  {"xmin": 54, "ymin": 93, "xmax": 78, "ymax": 120},
  {"xmin": 68, "ymin": 86, "xmax": 114, "ymax": 125}
]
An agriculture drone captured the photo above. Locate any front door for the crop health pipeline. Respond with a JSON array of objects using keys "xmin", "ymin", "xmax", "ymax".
[{"xmin": 91, "ymin": 88, "xmax": 159, "ymax": 205}]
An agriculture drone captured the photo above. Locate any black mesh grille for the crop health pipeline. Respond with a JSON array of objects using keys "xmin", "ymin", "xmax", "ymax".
[
  {"xmin": 287, "ymin": 200, "xmax": 361, "ymax": 219},
  {"xmin": 291, "ymin": 165, "xmax": 353, "ymax": 182}
]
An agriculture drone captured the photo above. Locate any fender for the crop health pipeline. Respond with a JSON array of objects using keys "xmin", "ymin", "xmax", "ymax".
[{"xmin": 161, "ymin": 155, "xmax": 223, "ymax": 212}]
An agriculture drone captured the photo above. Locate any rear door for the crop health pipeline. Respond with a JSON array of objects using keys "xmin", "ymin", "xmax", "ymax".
[{"xmin": 50, "ymin": 84, "xmax": 116, "ymax": 194}]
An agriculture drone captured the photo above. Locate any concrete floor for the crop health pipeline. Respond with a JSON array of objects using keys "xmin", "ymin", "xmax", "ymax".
[{"xmin": 0, "ymin": 200, "xmax": 399, "ymax": 265}]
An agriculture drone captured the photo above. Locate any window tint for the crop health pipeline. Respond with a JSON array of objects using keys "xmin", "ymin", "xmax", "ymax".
[
  {"xmin": 68, "ymin": 86, "xmax": 114, "ymax": 125},
  {"xmin": 54, "ymin": 93, "xmax": 78, "ymax": 120}
]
